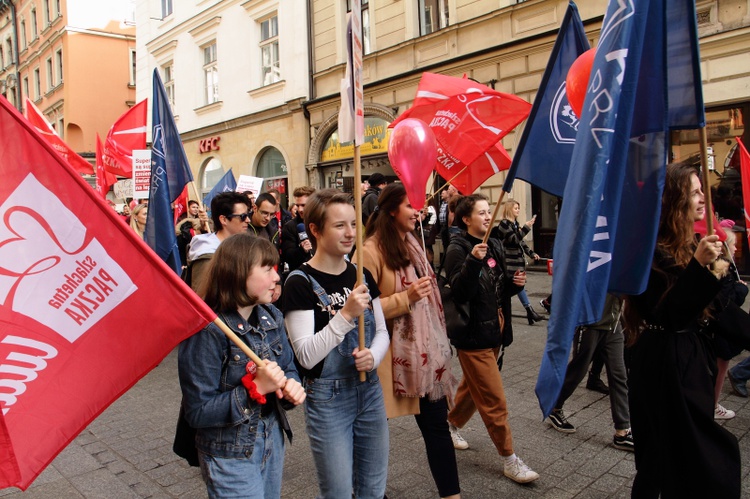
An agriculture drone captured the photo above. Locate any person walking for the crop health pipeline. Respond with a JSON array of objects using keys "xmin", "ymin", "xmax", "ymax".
[{"xmin": 363, "ymin": 184, "xmax": 461, "ymax": 499}]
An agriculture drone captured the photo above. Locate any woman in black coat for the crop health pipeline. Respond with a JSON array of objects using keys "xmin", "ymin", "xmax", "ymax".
[{"xmin": 624, "ymin": 162, "xmax": 739, "ymax": 498}]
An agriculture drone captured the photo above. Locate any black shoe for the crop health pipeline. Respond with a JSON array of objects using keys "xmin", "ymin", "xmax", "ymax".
[
  {"xmin": 613, "ymin": 429, "xmax": 634, "ymax": 452},
  {"xmin": 539, "ymin": 298, "xmax": 551, "ymax": 314},
  {"xmin": 548, "ymin": 408, "xmax": 576, "ymax": 433},
  {"xmin": 525, "ymin": 305, "xmax": 544, "ymax": 324},
  {"xmin": 586, "ymin": 376, "xmax": 609, "ymax": 395}
]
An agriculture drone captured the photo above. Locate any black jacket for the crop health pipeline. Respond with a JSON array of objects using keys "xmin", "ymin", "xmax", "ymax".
[
  {"xmin": 443, "ymin": 232, "xmax": 519, "ymax": 350},
  {"xmin": 362, "ymin": 186, "xmax": 381, "ymax": 224},
  {"xmin": 281, "ymin": 215, "xmax": 312, "ymax": 272}
]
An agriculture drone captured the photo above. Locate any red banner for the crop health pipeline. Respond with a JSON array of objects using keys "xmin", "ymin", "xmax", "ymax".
[
  {"xmin": 95, "ymin": 134, "xmax": 117, "ymax": 199},
  {"xmin": 0, "ymin": 97, "xmax": 215, "ymax": 490},
  {"xmin": 173, "ymin": 185, "xmax": 189, "ymax": 224},
  {"xmin": 436, "ymin": 142, "xmax": 512, "ymax": 196},
  {"xmin": 102, "ymin": 100, "xmax": 148, "ymax": 177},
  {"xmin": 738, "ymin": 137, "xmax": 750, "ymax": 245},
  {"xmin": 24, "ymin": 98, "xmax": 94, "ymax": 175}
]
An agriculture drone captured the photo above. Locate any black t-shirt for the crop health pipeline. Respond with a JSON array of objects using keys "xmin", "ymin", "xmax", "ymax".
[{"xmin": 282, "ymin": 261, "xmax": 381, "ymax": 378}]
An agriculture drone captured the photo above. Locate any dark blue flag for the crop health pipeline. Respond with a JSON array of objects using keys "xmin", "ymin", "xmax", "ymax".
[
  {"xmin": 202, "ymin": 168, "xmax": 237, "ymax": 214},
  {"xmin": 502, "ymin": 1, "xmax": 589, "ymax": 197},
  {"xmin": 145, "ymin": 69, "xmax": 194, "ymax": 274},
  {"xmin": 536, "ymin": 0, "xmax": 704, "ymax": 417}
]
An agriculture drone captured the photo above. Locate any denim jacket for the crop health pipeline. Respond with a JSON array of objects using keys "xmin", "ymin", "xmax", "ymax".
[{"xmin": 178, "ymin": 305, "xmax": 300, "ymax": 459}]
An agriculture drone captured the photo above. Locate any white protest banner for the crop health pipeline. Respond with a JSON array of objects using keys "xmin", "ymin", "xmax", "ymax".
[
  {"xmin": 236, "ymin": 175, "xmax": 263, "ymax": 197},
  {"xmin": 132, "ymin": 150, "xmax": 151, "ymax": 200}
]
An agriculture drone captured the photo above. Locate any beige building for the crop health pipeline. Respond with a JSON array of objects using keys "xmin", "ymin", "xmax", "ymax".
[
  {"xmin": 0, "ymin": 0, "xmax": 137, "ymax": 167},
  {"xmin": 135, "ymin": 0, "xmax": 310, "ymax": 208},
  {"xmin": 305, "ymin": 0, "xmax": 750, "ymax": 257}
]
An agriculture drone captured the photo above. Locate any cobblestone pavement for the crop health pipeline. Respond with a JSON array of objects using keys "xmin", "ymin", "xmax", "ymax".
[{"xmin": 3, "ymin": 269, "xmax": 749, "ymax": 498}]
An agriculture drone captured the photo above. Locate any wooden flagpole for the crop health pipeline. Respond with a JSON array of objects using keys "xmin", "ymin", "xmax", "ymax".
[
  {"xmin": 188, "ymin": 180, "xmax": 211, "ymax": 233},
  {"xmin": 482, "ymin": 190, "xmax": 508, "ymax": 244}
]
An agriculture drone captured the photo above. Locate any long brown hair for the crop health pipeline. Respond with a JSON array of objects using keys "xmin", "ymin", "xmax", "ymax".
[
  {"xmin": 623, "ymin": 161, "xmax": 701, "ymax": 345},
  {"xmin": 200, "ymin": 233, "xmax": 279, "ymax": 313},
  {"xmin": 365, "ymin": 183, "xmax": 411, "ymax": 270}
]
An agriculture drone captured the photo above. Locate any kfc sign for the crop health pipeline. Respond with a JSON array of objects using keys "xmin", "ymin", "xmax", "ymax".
[{"xmin": 199, "ymin": 136, "xmax": 221, "ymax": 153}]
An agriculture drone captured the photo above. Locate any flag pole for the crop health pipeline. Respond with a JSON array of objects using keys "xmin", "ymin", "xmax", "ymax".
[
  {"xmin": 699, "ymin": 127, "xmax": 714, "ymax": 236},
  {"xmin": 482, "ymin": 190, "xmax": 508, "ymax": 244},
  {"xmin": 425, "ymin": 166, "xmax": 468, "ymax": 205},
  {"xmin": 188, "ymin": 180, "xmax": 211, "ymax": 233},
  {"xmin": 213, "ymin": 318, "xmax": 262, "ymax": 364},
  {"xmin": 354, "ymin": 146, "xmax": 366, "ymax": 381}
]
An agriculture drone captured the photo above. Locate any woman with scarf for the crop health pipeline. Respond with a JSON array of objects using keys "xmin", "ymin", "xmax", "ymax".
[
  {"xmin": 363, "ymin": 183, "xmax": 460, "ymax": 499},
  {"xmin": 624, "ymin": 162, "xmax": 739, "ymax": 497}
]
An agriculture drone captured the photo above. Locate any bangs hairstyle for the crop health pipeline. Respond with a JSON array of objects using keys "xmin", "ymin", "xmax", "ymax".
[
  {"xmin": 365, "ymin": 183, "xmax": 410, "ymax": 270},
  {"xmin": 454, "ymin": 194, "xmax": 488, "ymax": 230},
  {"xmin": 304, "ymin": 189, "xmax": 354, "ymax": 250},
  {"xmin": 502, "ymin": 199, "xmax": 520, "ymax": 220},
  {"xmin": 200, "ymin": 233, "xmax": 279, "ymax": 313},
  {"xmin": 211, "ymin": 192, "xmax": 251, "ymax": 229}
]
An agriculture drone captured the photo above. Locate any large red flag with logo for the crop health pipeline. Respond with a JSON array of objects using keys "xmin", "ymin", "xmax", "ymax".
[
  {"xmin": 0, "ymin": 96, "xmax": 216, "ymax": 490},
  {"xmin": 102, "ymin": 99, "xmax": 148, "ymax": 177},
  {"xmin": 24, "ymin": 98, "xmax": 94, "ymax": 175},
  {"xmin": 95, "ymin": 134, "xmax": 117, "ymax": 199},
  {"xmin": 390, "ymin": 73, "xmax": 531, "ymax": 168},
  {"xmin": 737, "ymin": 137, "xmax": 750, "ymax": 244},
  {"xmin": 436, "ymin": 142, "xmax": 512, "ymax": 195}
]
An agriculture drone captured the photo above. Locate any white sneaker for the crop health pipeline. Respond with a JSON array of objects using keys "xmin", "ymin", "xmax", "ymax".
[
  {"xmin": 715, "ymin": 403, "xmax": 736, "ymax": 420},
  {"xmin": 503, "ymin": 456, "xmax": 539, "ymax": 484},
  {"xmin": 448, "ymin": 423, "xmax": 469, "ymax": 450}
]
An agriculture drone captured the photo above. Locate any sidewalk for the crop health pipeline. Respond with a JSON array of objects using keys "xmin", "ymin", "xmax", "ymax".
[{"xmin": 3, "ymin": 270, "xmax": 749, "ymax": 498}]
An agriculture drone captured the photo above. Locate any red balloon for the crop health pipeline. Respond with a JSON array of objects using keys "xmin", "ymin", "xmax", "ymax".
[
  {"xmin": 387, "ymin": 118, "xmax": 437, "ymax": 211},
  {"xmin": 565, "ymin": 48, "xmax": 596, "ymax": 118}
]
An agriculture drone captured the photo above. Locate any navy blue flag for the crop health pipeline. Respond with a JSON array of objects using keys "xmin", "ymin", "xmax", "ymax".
[
  {"xmin": 146, "ymin": 69, "xmax": 194, "ymax": 274},
  {"xmin": 535, "ymin": 0, "xmax": 705, "ymax": 417},
  {"xmin": 202, "ymin": 168, "xmax": 237, "ymax": 214},
  {"xmin": 502, "ymin": 1, "xmax": 589, "ymax": 197}
]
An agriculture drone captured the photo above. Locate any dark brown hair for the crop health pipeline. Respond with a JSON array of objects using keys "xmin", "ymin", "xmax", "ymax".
[
  {"xmin": 293, "ymin": 186, "xmax": 316, "ymax": 198},
  {"xmin": 304, "ymin": 189, "xmax": 354, "ymax": 251},
  {"xmin": 365, "ymin": 183, "xmax": 411, "ymax": 270},
  {"xmin": 453, "ymin": 194, "xmax": 488, "ymax": 230},
  {"xmin": 200, "ymin": 233, "xmax": 279, "ymax": 313}
]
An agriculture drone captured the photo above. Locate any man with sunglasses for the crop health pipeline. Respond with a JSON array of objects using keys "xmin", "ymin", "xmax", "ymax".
[{"xmin": 185, "ymin": 192, "xmax": 252, "ymax": 292}]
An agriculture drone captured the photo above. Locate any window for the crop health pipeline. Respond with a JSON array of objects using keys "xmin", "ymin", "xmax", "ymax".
[
  {"xmin": 0, "ymin": 46, "xmax": 4, "ymax": 69},
  {"xmin": 55, "ymin": 0, "xmax": 61, "ymax": 18},
  {"xmin": 44, "ymin": 0, "xmax": 51, "ymax": 25},
  {"xmin": 55, "ymin": 49, "xmax": 63, "ymax": 82},
  {"xmin": 20, "ymin": 21, "xmax": 26, "ymax": 50},
  {"xmin": 346, "ymin": 0, "xmax": 370, "ymax": 55},
  {"xmin": 419, "ymin": 0, "xmax": 449, "ymax": 36},
  {"xmin": 161, "ymin": 0, "xmax": 173, "ymax": 19},
  {"xmin": 57, "ymin": 118, "xmax": 64, "ymax": 138},
  {"xmin": 46, "ymin": 57, "xmax": 53, "ymax": 89},
  {"xmin": 162, "ymin": 62, "xmax": 175, "ymax": 107},
  {"xmin": 129, "ymin": 48, "xmax": 136, "ymax": 85},
  {"xmin": 33, "ymin": 68, "xmax": 40, "ymax": 100},
  {"xmin": 23, "ymin": 77, "xmax": 29, "ymax": 101},
  {"xmin": 203, "ymin": 42, "xmax": 218, "ymax": 104},
  {"xmin": 259, "ymin": 16, "xmax": 280, "ymax": 85},
  {"xmin": 31, "ymin": 9, "xmax": 38, "ymax": 38},
  {"xmin": 200, "ymin": 157, "xmax": 224, "ymax": 197},
  {"xmin": 6, "ymin": 39, "xmax": 13, "ymax": 65}
]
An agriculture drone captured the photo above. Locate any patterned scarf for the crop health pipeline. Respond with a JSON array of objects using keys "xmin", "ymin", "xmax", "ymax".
[{"xmin": 390, "ymin": 233, "xmax": 458, "ymax": 401}]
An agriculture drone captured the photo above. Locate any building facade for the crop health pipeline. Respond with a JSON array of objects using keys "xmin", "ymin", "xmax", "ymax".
[
  {"xmin": 135, "ymin": 0, "xmax": 310, "ymax": 207},
  {"xmin": 305, "ymin": 0, "xmax": 750, "ymax": 258},
  {"xmin": 0, "ymin": 0, "xmax": 137, "ymax": 165}
]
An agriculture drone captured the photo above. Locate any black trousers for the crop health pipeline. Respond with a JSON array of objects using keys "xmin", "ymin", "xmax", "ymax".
[{"xmin": 414, "ymin": 396, "xmax": 460, "ymax": 497}]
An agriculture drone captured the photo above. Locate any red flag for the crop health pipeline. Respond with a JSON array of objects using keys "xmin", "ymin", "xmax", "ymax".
[
  {"xmin": 0, "ymin": 97, "xmax": 215, "ymax": 490},
  {"xmin": 390, "ymin": 73, "xmax": 531, "ymax": 167},
  {"xmin": 102, "ymin": 100, "xmax": 148, "ymax": 177},
  {"xmin": 173, "ymin": 185, "xmax": 189, "ymax": 224},
  {"xmin": 24, "ymin": 98, "xmax": 94, "ymax": 175},
  {"xmin": 737, "ymin": 137, "xmax": 750, "ymax": 244},
  {"xmin": 94, "ymin": 134, "xmax": 117, "ymax": 199},
  {"xmin": 436, "ymin": 142, "xmax": 512, "ymax": 195}
]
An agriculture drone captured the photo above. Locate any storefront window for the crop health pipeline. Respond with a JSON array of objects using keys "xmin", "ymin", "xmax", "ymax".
[{"xmin": 200, "ymin": 157, "xmax": 224, "ymax": 197}]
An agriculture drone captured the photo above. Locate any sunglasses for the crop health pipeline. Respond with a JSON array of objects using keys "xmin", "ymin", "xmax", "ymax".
[{"xmin": 225, "ymin": 212, "xmax": 251, "ymax": 222}]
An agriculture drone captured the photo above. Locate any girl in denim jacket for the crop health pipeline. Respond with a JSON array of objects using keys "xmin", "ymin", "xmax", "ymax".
[
  {"xmin": 179, "ymin": 234, "xmax": 305, "ymax": 498},
  {"xmin": 283, "ymin": 189, "xmax": 390, "ymax": 499}
]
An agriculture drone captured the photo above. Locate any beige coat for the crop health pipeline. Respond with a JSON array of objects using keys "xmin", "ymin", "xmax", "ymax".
[{"xmin": 362, "ymin": 236, "xmax": 420, "ymax": 418}]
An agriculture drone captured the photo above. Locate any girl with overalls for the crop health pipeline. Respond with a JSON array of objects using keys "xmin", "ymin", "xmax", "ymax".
[{"xmin": 283, "ymin": 189, "xmax": 390, "ymax": 498}]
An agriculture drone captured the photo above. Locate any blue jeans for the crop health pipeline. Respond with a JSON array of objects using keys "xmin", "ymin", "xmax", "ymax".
[
  {"xmin": 516, "ymin": 288, "xmax": 530, "ymax": 307},
  {"xmin": 198, "ymin": 411, "xmax": 285, "ymax": 498},
  {"xmin": 304, "ymin": 375, "xmax": 389, "ymax": 499},
  {"xmin": 730, "ymin": 355, "xmax": 750, "ymax": 383}
]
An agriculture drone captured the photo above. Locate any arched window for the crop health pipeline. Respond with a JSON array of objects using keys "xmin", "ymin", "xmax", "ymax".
[
  {"xmin": 200, "ymin": 157, "xmax": 224, "ymax": 197},
  {"xmin": 257, "ymin": 147, "xmax": 288, "ymax": 208}
]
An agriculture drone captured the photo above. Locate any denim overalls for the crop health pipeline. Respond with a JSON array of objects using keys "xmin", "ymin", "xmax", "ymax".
[{"xmin": 288, "ymin": 269, "xmax": 389, "ymax": 499}]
